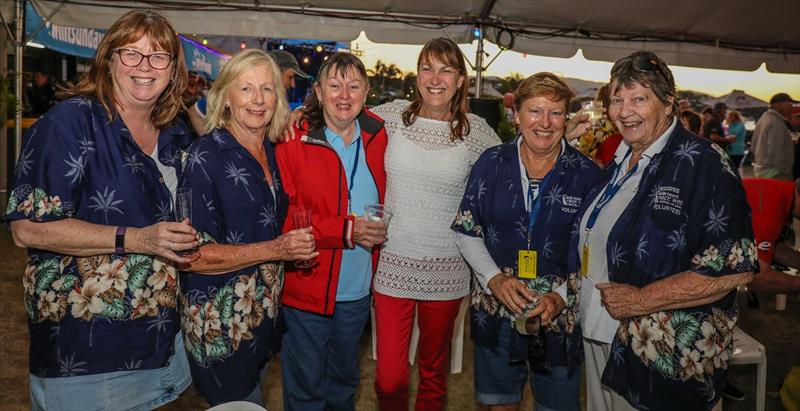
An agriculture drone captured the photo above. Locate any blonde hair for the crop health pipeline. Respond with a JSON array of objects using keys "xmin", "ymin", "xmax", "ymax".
[
  {"xmin": 205, "ymin": 49, "xmax": 289, "ymax": 142},
  {"xmin": 65, "ymin": 10, "xmax": 186, "ymax": 128}
]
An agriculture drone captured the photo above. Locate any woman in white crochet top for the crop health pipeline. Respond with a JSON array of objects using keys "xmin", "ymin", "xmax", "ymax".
[{"xmin": 369, "ymin": 38, "xmax": 501, "ymax": 410}]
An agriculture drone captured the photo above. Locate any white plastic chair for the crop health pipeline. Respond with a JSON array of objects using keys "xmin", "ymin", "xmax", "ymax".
[{"xmin": 206, "ymin": 401, "xmax": 268, "ymax": 411}]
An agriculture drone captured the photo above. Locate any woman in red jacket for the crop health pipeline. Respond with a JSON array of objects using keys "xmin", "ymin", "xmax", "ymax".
[{"xmin": 275, "ymin": 52, "xmax": 388, "ymax": 411}]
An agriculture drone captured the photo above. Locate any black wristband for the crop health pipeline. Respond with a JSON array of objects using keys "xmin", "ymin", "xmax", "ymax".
[{"xmin": 115, "ymin": 226, "xmax": 127, "ymax": 254}]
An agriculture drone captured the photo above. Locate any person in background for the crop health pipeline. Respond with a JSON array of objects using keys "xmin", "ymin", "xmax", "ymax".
[
  {"xmin": 503, "ymin": 91, "xmax": 517, "ymax": 130},
  {"xmin": 23, "ymin": 70, "xmax": 55, "ymax": 117},
  {"xmin": 6, "ymin": 10, "xmax": 197, "ymax": 411},
  {"xmin": 751, "ymin": 93, "xmax": 798, "ymax": 180},
  {"xmin": 174, "ymin": 70, "xmax": 209, "ymax": 145},
  {"xmin": 177, "ymin": 49, "xmax": 317, "ymax": 407},
  {"xmin": 573, "ymin": 50, "xmax": 756, "ymax": 410},
  {"xmin": 367, "ymin": 38, "xmax": 502, "ymax": 411},
  {"xmin": 702, "ymin": 102, "xmax": 735, "ymax": 149},
  {"xmin": 269, "ymin": 49, "xmax": 310, "ymax": 98},
  {"xmin": 276, "ymin": 52, "xmax": 388, "ymax": 411},
  {"xmin": 726, "ymin": 110, "xmax": 747, "ymax": 173},
  {"xmin": 680, "ymin": 109, "xmax": 702, "ymax": 135},
  {"xmin": 576, "ymin": 84, "xmax": 623, "ymax": 167},
  {"xmin": 453, "ymin": 72, "xmax": 599, "ymax": 411},
  {"xmin": 678, "ymin": 99, "xmax": 691, "ymax": 112}
]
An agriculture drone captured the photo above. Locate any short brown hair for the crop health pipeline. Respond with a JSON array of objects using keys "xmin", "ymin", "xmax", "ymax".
[
  {"xmin": 514, "ymin": 72, "xmax": 574, "ymax": 112},
  {"xmin": 402, "ymin": 38, "xmax": 470, "ymax": 141},
  {"xmin": 610, "ymin": 51, "xmax": 678, "ymax": 118},
  {"xmin": 65, "ymin": 10, "xmax": 187, "ymax": 128},
  {"xmin": 302, "ymin": 52, "xmax": 369, "ymax": 132}
]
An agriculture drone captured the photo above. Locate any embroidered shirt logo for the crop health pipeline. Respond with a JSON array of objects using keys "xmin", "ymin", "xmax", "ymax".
[{"xmin": 652, "ymin": 185, "xmax": 683, "ymax": 215}]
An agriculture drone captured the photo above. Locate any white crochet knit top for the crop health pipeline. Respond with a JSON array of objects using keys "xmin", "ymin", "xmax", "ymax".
[{"xmin": 371, "ymin": 100, "xmax": 501, "ymax": 300}]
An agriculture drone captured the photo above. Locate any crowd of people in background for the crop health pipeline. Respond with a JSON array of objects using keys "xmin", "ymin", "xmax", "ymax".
[{"xmin": 6, "ymin": 8, "xmax": 800, "ymax": 411}]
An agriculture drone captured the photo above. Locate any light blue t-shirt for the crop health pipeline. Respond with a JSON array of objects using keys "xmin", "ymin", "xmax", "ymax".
[
  {"xmin": 727, "ymin": 121, "xmax": 747, "ymax": 155},
  {"xmin": 325, "ymin": 121, "xmax": 379, "ymax": 301}
]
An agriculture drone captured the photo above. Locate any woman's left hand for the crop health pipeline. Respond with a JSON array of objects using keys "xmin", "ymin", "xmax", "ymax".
[
  {"xmin": 527, "ymin": 292, "xmax": 566, "ymax": 325},
  {"xmin": 596, "ymin": 282, "xmax": 645, "ymax": 319}
]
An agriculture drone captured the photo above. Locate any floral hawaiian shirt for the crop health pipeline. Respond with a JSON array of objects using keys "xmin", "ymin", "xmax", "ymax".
[
  {"xmin": 178, "ymin": 128, "xmax": 288, "ymax": 403},
  {"xmin": 452, "ymin": 138, "xmax": 600, "ymax": 371},
  {"xmin": 4, "ymin": 97, "xmax": 186, "ymax": 378},
  {"xmin": 568, "ymin": 122, "xmax": 758, "ymax": 410}
]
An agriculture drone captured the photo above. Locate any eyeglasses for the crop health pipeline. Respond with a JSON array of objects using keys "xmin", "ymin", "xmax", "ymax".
[
  {"xmin": 526, "ymin": 317, "xmax": 551, "ymax": 374},
  {"xmin": 113, "ymin": 48, "xmax": 173, "ymax": 70},
  {"xmin": 631, "ymin": 53, "xmax": 669, "ymax": 83}
]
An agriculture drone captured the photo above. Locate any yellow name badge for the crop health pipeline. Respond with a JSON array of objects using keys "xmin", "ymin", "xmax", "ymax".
[
  {"xmin": 581, "ymin": 245, "xmax": 590, "ymax": 278},
  {"xmin": 518, "ymin": 250, "xmax": 537, "ymax": 279}
]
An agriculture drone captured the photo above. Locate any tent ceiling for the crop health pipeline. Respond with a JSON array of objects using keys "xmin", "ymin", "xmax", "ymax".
[{"xmin": 22, "ymin": 0, "xmax": 800, "ymax": 73}]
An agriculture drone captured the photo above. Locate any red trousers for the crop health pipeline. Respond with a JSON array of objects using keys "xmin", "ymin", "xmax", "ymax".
[{"xmin": 373, "ymin": 291, "xmax": 463, "ymax": 411}]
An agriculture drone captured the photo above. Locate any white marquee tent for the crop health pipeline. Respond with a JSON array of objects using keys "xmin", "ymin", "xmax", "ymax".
[{"xmin": 1, "ymin": 0, "xmax": 799, "ymax": 167}]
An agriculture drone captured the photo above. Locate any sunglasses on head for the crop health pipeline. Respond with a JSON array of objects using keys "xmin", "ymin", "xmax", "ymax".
[{"xmin": 631, "ymin": 53, "xmax": 669, "ymax": 83}]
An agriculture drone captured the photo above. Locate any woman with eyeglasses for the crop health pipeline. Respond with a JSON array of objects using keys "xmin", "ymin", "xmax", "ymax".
[
  {"xmin": 452, "ymin": 73, "xmax": 599, "ymax": 411},
  {"xmin": 6, "ymin": 10, "xmax": 197, "ymax": 411},
  {"xmin": 572, "ymin": 50, "xmax": 757, "ymax": 410}
]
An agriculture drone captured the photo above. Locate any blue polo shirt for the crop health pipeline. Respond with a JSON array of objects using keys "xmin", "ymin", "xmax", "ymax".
[{"xmin": 325, "ymin": 121, "xmax": 378, "ymax": 301}]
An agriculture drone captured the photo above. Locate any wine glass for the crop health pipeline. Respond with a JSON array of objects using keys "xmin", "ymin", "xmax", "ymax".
[
  {"xmin": 174, "ymin": 187, "xmax": 198, "ymax": 256},
  {"xmin": 582, "ymin": 100, "xmax": 604, "ymax": 127},
  {"xmin": 292, "ymin": 209, "xmax": 316, "ymax": 269}
]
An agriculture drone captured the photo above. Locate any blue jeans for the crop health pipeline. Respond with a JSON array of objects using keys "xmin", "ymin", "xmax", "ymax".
[
  {"xmin": 474, "ymin": 320, "xmax": 580, "ymax": 411},
  {"xmin": 29, "ymin": 332, "xmax": 191, "ymax": 411},
  {"xmin": 281, "ymin": 295, "xmax": 371, "ymax": 411}
]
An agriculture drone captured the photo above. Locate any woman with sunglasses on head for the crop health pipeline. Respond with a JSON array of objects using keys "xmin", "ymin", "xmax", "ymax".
[
  {"xmin": 452, "ymin": 73, "xmax": 599, "ymax": 411},
  {"xmin": 572, "ymin": 50, "xmax": 756, "ymax": 410},
  {"xmin": 6, "ymin": 10, "xmax": 197, "ymax": 411}
]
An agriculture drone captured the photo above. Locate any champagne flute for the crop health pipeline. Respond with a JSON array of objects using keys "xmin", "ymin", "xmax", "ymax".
[
  {"xmin": 174, "ymin": 187, "xmax": 198, "ymax": 256},
  {"xmin": 292, "ymin": 209, "xmax": 316, "ymax": 269}
]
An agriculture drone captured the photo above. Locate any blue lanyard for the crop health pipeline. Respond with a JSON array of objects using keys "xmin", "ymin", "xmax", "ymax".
[
  {"xmin": 526, "ymin": 171, "xmax": 553, "ymax": 249},
  {"xmin": 585, "ymin": 148, "xmax": 638, "ymax": 231},
  {"xmin": 346, "ymin": 138, "xmax": 361, "ymax": 213}
]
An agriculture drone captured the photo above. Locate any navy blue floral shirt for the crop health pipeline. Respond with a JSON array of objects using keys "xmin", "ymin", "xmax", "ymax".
[
  {"xmin": 452, "ymin": 138, "xmax": 600, "ymax": 371},
  {"xmin": 178, "ymin": 128, "xmax": 288, "ymax": 403},
  {"xmin": 568, "ymin": 123, "xmax": 758, "ymax": 410},
  {"xmin": 4, "ymin": 97, "xmax": 186, "ymax": 378}
]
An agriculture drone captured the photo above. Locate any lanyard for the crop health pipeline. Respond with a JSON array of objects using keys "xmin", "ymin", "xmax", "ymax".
[
  {"xmin": 346, "ymin": 138, "xmax": 361, "ymax": 214},
  {"xmin": 585, "ymin": 148, "xmax": 639, "ymax": 231},
  {"xmin": 526, "ymin": 170, "xmax": 553, "ymax": 250}
]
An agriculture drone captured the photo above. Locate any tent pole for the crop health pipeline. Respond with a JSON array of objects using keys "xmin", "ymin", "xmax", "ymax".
[
  {"xmin": 475, "ymin": 24, "xmax": 484, "ymax": 98},
  {"xmin": 0, "ymin": 10, "xmax": 7, "ymax": 213},
  {"xmin": 14, "ymin": 0, "xmax": 23, "ymax": 163}
]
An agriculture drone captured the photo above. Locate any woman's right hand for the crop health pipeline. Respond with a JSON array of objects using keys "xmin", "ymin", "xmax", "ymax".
[
  {"xmin": 487, "ymin": 273, "xmax": 539, "ymax": 315},
  {"xmin": 273, "ymin": 228, "xmax": 318, "ymax": 261},
  {"xmin": 128, "ymin": 220, "xmax": 198, "ymax": 263}
]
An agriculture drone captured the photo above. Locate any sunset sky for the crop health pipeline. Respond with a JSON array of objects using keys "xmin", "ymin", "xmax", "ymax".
[{"xmin": 352, "ymin": 32, "xmax": 800, "ymax": 102}]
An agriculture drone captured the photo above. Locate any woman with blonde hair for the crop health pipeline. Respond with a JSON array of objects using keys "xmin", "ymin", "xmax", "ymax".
[
  {"xmin": 7, "ymin": 10, "xmax": 196, "ymax": 411},
  {"xmin": 726, "ymin": 109, "xmax": 747, "ymax": 172},
  {"xmin": 178, "ymin": 49, "xmax": 316, "ymax": 406}
]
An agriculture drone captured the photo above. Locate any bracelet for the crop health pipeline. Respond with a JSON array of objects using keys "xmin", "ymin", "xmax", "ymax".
[{"xmin": 115, "ymin": 226, "xmax": 127, "ymax": 254}]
